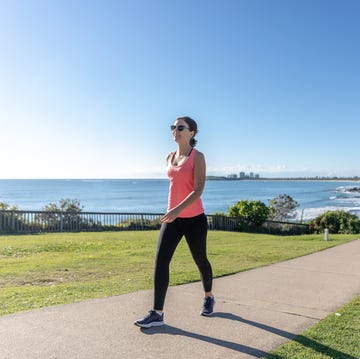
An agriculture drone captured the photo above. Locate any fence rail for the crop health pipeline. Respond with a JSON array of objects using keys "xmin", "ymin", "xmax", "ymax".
[{"xmin": 0, "ymin": 210, "xmax": 311, "ymax": 235}]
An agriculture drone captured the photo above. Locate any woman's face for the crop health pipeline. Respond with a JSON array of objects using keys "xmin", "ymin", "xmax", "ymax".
[{"xmin": 171, "ymin": 119, "xmax": 194, "ymax": 145}]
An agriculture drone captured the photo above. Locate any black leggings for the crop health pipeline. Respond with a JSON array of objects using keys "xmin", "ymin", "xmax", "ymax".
[{"xmin": 154, "ymin": 213, "xmax": 213, "ymax": 310}]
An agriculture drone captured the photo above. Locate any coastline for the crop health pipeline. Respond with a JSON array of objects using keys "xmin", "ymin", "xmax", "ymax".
[{"xmin": 206, "ymin": 176, "xmax": 360, "ymax": 182}]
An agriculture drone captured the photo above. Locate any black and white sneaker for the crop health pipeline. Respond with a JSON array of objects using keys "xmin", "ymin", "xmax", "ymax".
[
  {"xmin": 201, "ymin": 296, "xmax": 215, "ymax": 316},
  {"xmin": 134, "ymin": 310, "xmax": 164, "ymax": 328}
]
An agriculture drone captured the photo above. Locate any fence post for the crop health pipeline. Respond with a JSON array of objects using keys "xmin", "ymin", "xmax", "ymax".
[
  {"xmin": 11, "ymin": 212, "xmax": 15, "ymax": 232},
  {"xmin": 60, "ymin": 214, "xmax": 63, "ymax": 232},
  {"xmin": 324, "ymin": 228, "xmax": 329, "ymax": 241}
]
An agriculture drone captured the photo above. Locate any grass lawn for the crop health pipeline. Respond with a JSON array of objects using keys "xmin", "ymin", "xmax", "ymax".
[
  {"xmin": 263, "ymin": 294, "xmax": 360, "ymax": 359},
  {"xmin": 0, "ymin": 230, "xmax": 358, "ymax": 316}
]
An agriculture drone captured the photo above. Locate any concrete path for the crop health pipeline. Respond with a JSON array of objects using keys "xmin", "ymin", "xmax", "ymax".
[{"xmin": 1, "ymin": 240, "xmax": 359, "ymax": 359}]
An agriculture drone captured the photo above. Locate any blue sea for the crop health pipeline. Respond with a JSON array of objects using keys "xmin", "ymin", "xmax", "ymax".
[{"xmin": 1, "ymin": 179, "xmax": 360, "ymax": 221}]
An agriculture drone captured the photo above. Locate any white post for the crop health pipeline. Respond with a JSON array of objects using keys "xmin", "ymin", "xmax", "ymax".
[{"xmin": 324, "ymin": 228, "xmax": 329, "ymax": 241}]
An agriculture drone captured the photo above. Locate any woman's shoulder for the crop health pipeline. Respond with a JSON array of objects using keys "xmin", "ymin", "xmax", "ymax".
[
  {"xmin": 166, "ymin": 151, "xmax": 175, "ymax": 163},
  {"xmin": 193, "ymin": 148, "xmax": 205, "ymax": 162}
]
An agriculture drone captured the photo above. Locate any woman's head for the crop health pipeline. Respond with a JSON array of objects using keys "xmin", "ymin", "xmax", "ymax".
[{"xmin": 174, "ymin": 116, "xmax": 198, "ymax": 147}]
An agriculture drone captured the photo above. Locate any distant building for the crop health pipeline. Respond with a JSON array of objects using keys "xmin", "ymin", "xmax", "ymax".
[
  {"xmin": 227, "ymin": 174, "xmax": 238, "ymax": 179},
  {"xmin": 237, "ymin": 172, "xmax": 260, "ymax": 179}
]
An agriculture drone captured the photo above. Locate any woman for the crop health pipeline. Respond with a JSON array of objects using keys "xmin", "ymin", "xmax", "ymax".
[{"xmin": 135, "ymin": 116, "xmax": 215, "ymax": 328}]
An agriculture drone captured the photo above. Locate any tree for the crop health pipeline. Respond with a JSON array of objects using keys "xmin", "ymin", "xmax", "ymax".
[
  {"xmin": 228, "ymin": 200, "xmax": 269, "ymax": 226},
  {"xmin": 37, "ymin": 199, "xmax": 84, "ymax": 230},
  {"xmin": 0, "ymin": 201, "xmax": 19, "ymax": 211},
  {"xmin": 268, "ymin": 194, "xmax": 299, "ymax": 221},
  {"xmin": 43, "ymin": 198, "xmax": 83, "ymax": 213}
]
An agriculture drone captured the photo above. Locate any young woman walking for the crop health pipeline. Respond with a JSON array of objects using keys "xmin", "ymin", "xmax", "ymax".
[{"xmin": 134, "ymin": 116, "xmax": 215, "ymax": 328}]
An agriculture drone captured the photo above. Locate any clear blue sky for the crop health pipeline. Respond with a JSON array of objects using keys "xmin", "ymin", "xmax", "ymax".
[{"xmin": 1, "ymin": 0, "xmax": 359, "ymax": 179}]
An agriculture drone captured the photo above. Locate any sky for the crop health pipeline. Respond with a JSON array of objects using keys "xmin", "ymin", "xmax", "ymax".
[{"xmin": 0, "ymin": 0, "xmax": 359, "ymax": 179}]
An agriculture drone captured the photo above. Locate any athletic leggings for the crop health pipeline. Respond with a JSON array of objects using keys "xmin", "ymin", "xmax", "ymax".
[{"xmin": 153, "ymin": 213, "xmax": 213, "ymax": 310}]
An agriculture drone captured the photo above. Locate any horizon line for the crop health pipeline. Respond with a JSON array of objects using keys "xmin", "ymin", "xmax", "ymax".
[{"xmin": 0, "ymin": 176, "xmax": 359, "ymax": 181}]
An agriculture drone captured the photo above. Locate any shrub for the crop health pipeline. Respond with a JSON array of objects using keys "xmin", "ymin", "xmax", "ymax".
[
  {"xmin": 310, "ymin": 210, "xmax": 360, "ymax": 234},
  {"xmin": 228, "ymin": 200, "xmax": 270, "ymax": 226},
  {"xmin": 0, "ymin": 202, "xmax": 26, "ymax": 232},
  {"xmin": 117, "ymin": 217, "xmax": 161, "ymax": 230}
]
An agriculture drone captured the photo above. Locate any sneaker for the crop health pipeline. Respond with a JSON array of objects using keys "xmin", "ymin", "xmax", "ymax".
[
  {"xmin": 134, "ymin": 310, "xmax": 164, "ymax": 328},
  {"xmin": 201, "ymin": 296, "xmax": 215, "ymax": 316}
]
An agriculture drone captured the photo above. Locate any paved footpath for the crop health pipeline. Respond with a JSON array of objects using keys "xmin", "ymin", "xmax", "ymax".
[{"xmin": 1, "ymin": 240, "xmax": 360, "ymax": 359}]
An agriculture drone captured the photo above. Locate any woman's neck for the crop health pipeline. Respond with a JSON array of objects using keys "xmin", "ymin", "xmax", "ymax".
[{"xmin": 177, "ymin": 145, "xmax": 193, "ymax": 156}]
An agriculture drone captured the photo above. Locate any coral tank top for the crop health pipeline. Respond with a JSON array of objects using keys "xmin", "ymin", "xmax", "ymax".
[{"xmin": 167, "ymin": 148, "xmax": 204, "ymax": 218}]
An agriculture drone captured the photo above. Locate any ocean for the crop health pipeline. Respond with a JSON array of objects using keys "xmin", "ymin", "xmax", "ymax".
[{"xmin": 0, "ymin": 179, "xmax": 360, "ymax": 221}]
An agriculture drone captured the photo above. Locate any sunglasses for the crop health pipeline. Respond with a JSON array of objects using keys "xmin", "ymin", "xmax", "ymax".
[{"xmin": 170, "ymin": 125, "xmax": 190, "ymax": 131}]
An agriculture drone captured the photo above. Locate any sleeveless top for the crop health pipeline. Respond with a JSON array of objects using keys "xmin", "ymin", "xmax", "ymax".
[{"xmin": 167, "ymin": 148, "xmax": 204, "ymax": 218}]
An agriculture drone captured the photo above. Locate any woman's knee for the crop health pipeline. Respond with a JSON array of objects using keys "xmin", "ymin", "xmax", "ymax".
[{"xmin": 194, "ymin": 256, "xmax": 211, "ymax": 270}]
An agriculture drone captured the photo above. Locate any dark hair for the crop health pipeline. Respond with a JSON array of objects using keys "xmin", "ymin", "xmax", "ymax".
[{"xmin": 176, "ymin": 116, "xmax": 198, "ymax": 147}]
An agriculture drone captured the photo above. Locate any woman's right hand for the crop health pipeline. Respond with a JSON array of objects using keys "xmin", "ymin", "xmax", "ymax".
[{"xmin": 160, "ymin": 208, "xmax": 179, "ymax": 223}]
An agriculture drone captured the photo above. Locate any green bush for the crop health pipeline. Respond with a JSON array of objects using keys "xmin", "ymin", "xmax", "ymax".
[
  {"xmin": 0, "ymin": 201, "xmax": 26, "ymax": 232},
  {"xmin": 310, "ymin": 210, "xmax": 360, "ymax": 234},
  {"xmin": 117, "ymin": 217, "xmax": 161, "ymax": 230},
  {"xmin": 228, "ymin": 200, "xmax": 270, "ymax": 226}
]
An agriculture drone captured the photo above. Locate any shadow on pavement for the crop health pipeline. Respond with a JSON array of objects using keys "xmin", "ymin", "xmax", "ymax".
[
  {"xmin": 140, "ymin": 312, "xmax": 357, "ymax": 359},
  {"xmin": 214, "ymin": 312, "xmax": 357, "ymax": 359},
  {"xmin": 141, "ymin": 323, "xmax": 268, "ymax": 357}
]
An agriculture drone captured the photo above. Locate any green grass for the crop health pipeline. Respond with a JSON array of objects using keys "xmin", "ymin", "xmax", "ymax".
[
  {"xmin": 0, "ymin": 231, "xmax": 357, "ymax": 316},
  {"xmin": 263, "ymin": 294, "xmax": 360, "ymax": 358}
]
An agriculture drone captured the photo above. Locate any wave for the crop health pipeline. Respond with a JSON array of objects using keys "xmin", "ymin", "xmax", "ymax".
[
  {"xmin": 330, "ymin": 186, "xmax": 360, "ymax": 209},
  {"xmin": 336, "ymin": 185, "xmax": 360, "ymax": 194},
  {"xmin": 335, "ymin": 196, "xmax": 360, "ymax": 205},
  {"xmin": 81, "ymin": 179, "xmax": 105, "ymax": 183},
  {"xmin": 295, "ymin": 206, "xmax": 360, "ymax": 222}
]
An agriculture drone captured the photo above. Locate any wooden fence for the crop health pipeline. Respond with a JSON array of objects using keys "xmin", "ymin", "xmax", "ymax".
[{"xmin": 0, "ymin": 210, "xmax": 311, "ymax": 235}]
